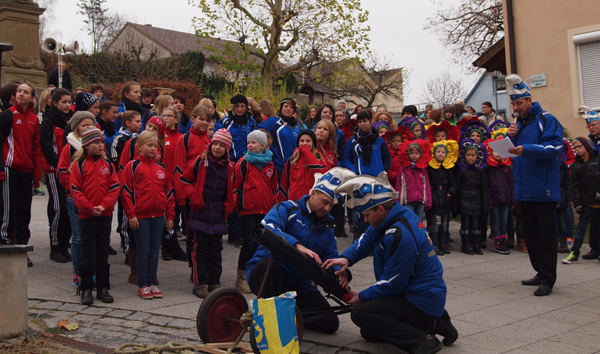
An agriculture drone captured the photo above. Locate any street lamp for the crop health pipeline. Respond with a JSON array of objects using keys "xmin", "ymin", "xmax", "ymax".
[{"xmin": 490, "ymin": 70, "xmax": 502, "ymax": 114}]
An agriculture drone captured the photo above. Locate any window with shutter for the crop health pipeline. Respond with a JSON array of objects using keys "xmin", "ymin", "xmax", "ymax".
[{"xmin": 574, "ymin": 31, "xmax": 600, "ymax": 108}]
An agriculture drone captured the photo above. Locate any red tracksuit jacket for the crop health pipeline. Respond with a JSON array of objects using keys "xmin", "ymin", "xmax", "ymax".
[
  {"xmin": 0, "ymin": 104, "xmax": 41, "ymax": 180},
  {"xmin": 70, "ymin": 155, "xmax": 120, "ymax": 219},
  {"xmin": 233, "ymin": 156, "xmax": 278, "ymax": 216},
  {"xmin": 117, "ymin": 137, "xmax": 163, "ymax": 180},
  {"xmin": 278, "ymin": 145, "xmax": 327, "ymax": 202},
  {"xmin": 56, "ymin": 143, "xmax": 77, "ymax": 197},
  {"xmin": 173, "ymin": 127, "xmax": 211, "ymax": 205},
  {"xmin": 120, "ymin": 156, "xmax": 175, "ymax": 221},
  {"xmin": 318, "ymin": 142, "xmax": 337, "ymax": 170},
  {"xmin": 164, "ymin": 128, "xmax": 182, "ymax": 182}
]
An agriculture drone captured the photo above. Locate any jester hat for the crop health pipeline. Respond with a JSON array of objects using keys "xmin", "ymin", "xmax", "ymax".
[
  {"xmin": 373, "ymin": 120, "xmax": 391, "ymax": 134},
  {"xmin": 484, "ymin": 138, "xmax": 512, "ymax": 167},
  {"xmin": 579, "ymin": 105, "xmax": 600, "ymax": 124},
  {"xmin": 400, "ymin": 140, "xmax": 432, "ymax": 169},
  {"xmin": 382, "ymin": 126, "xmax": 413, "ymax": 151},
  {"xmin": 402, "ymin": 117, "xmax": 426, "ymax": 139},
  {"xmin": 429, "ymin": 140, "xmax": 459, "ymax": 169},
  {"xmin": 506, "ymin": 74, "xmax": 532, "ymax": 101},
  {"xmin": 457, "ymin": 139, "xmax": 488, "ymax": 170},
  {"xmin": 488, "ymin": 120, "xmax": 510, "ymax": 132},
  {"xmin": 335, "ymin": 172, "xmax": 399, "ymax": 214},
  {"xmin": 426, "ymin": 120, "xmax": 459, "ymax": 144},
  {"xmin": 311, "ymin": 168, "xmax": 357, "ymax": 204}
]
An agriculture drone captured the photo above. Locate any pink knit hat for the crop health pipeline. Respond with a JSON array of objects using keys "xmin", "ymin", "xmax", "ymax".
[
  {"xmin": 209, "ymin": 128, "xmax": 233, "ymax": 152},
  {"xmin": 147, "ymin": 116, "xmax": 166, "ymax": 137}
]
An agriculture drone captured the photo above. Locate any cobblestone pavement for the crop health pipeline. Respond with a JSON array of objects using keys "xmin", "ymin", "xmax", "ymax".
[{"xmin": 15, "ymin": 186, "xmax": 600, "ymax": 353}]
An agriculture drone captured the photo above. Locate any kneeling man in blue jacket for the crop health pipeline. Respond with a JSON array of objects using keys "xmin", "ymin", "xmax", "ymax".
[
  {"xmin": 246, "ymin": 168, "xmax": 356, "ymax": 334},
  {"xmin": 324, "ymin": 172, "xmax": 457, "ymax": 354}
]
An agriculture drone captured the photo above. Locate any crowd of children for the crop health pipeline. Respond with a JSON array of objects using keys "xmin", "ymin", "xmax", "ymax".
[{"xmin": 2, "ymin": 79, "xmax": 599, "ymax": 305}]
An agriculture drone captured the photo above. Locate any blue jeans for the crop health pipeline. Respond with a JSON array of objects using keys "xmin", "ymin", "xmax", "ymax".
[
  {"xmin": 133, "ymin": 217, "xmax": 165, "ymax": 288},
  {"xmin": 406, "ymin": 202, "xmax": 425, "ymax": 220},
  {"xmin": 67, "ymin": 197, "xmax": 81, "ymax": 276},
  {"xmin": 460, "ymin": 214, "xmax": 478, "ymax": 231},
  {"xmin": 490, "ymin": 203, "xmax": 509, "ymax": 237},
  {"xmin": 429, "ymin": 213, "xmax": 449, "ymax": 235},
  {"xmin": 571, "ymin": 207, "xmax": 600, "ymax": 256}
]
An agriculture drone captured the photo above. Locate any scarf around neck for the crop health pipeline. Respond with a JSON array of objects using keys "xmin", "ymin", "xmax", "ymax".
[
  {"xmin": 244, "ymin": 149, "xmax": 273, "ymax": 170},
  {"xmin": 356, "ymin": 126, "xmax": 378, "ymax": 166}
]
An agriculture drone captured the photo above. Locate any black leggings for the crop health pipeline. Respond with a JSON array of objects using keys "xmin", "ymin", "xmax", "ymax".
[{"xmin": 238, "ymin": 214, "xmax": 264, "ymax": 270}]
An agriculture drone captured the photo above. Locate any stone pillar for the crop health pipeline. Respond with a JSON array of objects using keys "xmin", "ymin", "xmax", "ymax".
[
  {"xmin": 0, "ymin": 245, "xmax": 33, "ymax": 340},
  {"xmin": 0, "ymin": 0, "xmax": 46, "ymax": 90}
]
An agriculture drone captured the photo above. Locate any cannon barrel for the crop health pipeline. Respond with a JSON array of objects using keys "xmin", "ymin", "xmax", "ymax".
[{"xmin": 252, "ymin": 224, "xmax": 347, "ymax": 299}]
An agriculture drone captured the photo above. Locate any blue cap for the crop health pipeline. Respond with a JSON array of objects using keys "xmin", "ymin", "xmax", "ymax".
[
  {"xmin": 506, "ymin": 74, "xmax": 532, "ymax": 101},
  {"xmin": 335, "ymin": 172, "xmax": 399, "ymax": 214}
]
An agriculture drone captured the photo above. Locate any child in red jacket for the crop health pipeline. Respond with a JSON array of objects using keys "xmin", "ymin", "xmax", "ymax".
[
  {"xmin": 315, "ymin": 120, "xmax": 338, "ymax": 169},
  {"xmin": 70, "ymin": 126, "xmax": 119, "ymax": 305},
  {"xmin": 121, "ymin": 131, "xmax": 175, "ymax": 300},
  {"xmin": 233, "ymin": 130, "xmax": 277, "ymax": 293},
  {"xmin": 180, "ymin": 129, "xmax": 236, "ymax": 298},
  {"xmin": 0, "ymin": 83, "xmax": 41, "ymax": 268},
  {"xmin": 278, "ymin": 130, "xmax": 327, "ymax": 201},
  {"xmin": 383, "ymin": 126, "xmax": 413, "ymax": 186}
]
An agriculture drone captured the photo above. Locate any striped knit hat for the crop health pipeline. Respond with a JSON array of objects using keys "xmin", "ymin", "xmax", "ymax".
[
  {"xmin": 575, "ymin": 136, "xmax": 594, "ymax": 153},
  {"xmin": 81, "ymin": 126, "xmax": 104, "ymax": 147},
  {"xmin": 210, "ymin": 128, "xmax": 233, "ymax": 152}
]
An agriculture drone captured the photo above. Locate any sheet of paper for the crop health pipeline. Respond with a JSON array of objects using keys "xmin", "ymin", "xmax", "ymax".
[{"xmin": 487, "ymin": 138, "xmax": 518, "ymax": 158}]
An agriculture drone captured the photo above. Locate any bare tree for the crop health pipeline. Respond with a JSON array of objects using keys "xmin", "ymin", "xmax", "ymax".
[
  {"xmin": 191, "ymin": 0, "xmax": 371, "ymax": 87},
  {"xmin": 425, "ymin": 0, "xmax": 503, "ymax": 69},
  {"xmin": 420, "ymin": 70, "xmax": 469, "ymax": 109},
  {"xmin": 37, "ymin": 0, "xmax": 59, "ymax": 44},
  {"xmin": 319, "ymin": 53, "xmax": 406, "ymax": 107},
  {"xmin": 99, "ymin": 13, "xmax": 127, "ymax": 51},
  {"xmin": 77, "ymin": 0, "xmax": 127, "ymax": 53}
]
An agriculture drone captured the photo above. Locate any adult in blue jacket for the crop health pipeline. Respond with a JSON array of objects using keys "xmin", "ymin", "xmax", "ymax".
[
  {"xmin": 323, "ymin": 172, "xmax": 457, "ymax": 354},
  {"xmin": 506, "ymin": 74, "xmax": 563, "ymax": 297},
  {"xmin": 246, "ymin": 168, "xmax": 355, "ymax": 334},
  {"xmin": 257, "ymin": 98, "xmax": 305, "ymax": 179},
  {"xmin": 342, "ymin": 109, "xmax": 391, "ymax": 239},
  {"xmin": 213, "ymin": 94, "xmax": 257, "ymax": 163}
]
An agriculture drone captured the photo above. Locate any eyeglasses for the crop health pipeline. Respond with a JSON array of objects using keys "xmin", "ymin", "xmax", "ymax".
[
  {"xmin": 572, "ymin": 144, "xmax": 584, "ymax": 150},
  {"xmin": 163, "ymin": 114, "xmax": 175, "ymax": 118}
]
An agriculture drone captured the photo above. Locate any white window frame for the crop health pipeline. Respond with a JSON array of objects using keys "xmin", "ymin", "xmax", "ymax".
[{"xmin": 574, "ymin": 31, "xmax": 600, "ymax": 110}]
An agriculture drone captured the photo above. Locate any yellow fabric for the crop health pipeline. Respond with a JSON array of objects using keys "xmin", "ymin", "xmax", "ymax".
[
  {"xmin": 429, "ymin": 140, "xmax": 459, "ymax": 169},
  {"xmin": 251, "ymin": 293, "xmax": 299, "ymax": 354},
  {"xmin": 491, "ymin": 127, "xmax": 509, "ymax": 140}
]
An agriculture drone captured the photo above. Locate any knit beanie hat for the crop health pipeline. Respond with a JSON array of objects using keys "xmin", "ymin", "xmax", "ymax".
[
  {"xmin": 279, "ymin": 97, "xmax": 297, "ymax": 114},
  {"xmin": 401, "ymin": 105, "xmax": 418, "ymax": 117},
  {"xmin": 230, "ymin": 94, "xmax": 248, "ymax": 106},
  {"xmin": 81, "ymin": 126, "xmax": 104, "ymax": 147},
  {"xmin": 202, "ymin": 94, "xmax": 217, "ymax": 109},
  {"xmin": 75, "ymin": 92, "xmax": 98, "ymax": 112},
  {"xmin": 210, "ymin": 128, "xmax": 233, "ymax": 152},
  {"xmin": 296, "ymin": 129, "xmax": 317, "ymax": 148},
  {"xmin": 247, "ymin": 130, "xmax": 268, "ymax": 148},
  {"xmin": 147, "ymin": 116, "xmax": 166, "ymax": 137},
  {"xmin": 575, "ymin": 137, "xmax": 594, "ymax": 153},
  {"xmin": 70, "ymin": 111, "xmax": 97, "ymax": 131}
]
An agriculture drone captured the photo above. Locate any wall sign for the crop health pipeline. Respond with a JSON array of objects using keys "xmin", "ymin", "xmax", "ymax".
[{"xmin": 530, "ymin": 74, "xmax": 547, "ymax": 88}]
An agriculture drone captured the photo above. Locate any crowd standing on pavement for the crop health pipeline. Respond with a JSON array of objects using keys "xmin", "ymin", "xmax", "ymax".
[{"xmin": 1, "ymin": 71, "xmax": 599, "ymax": 354}]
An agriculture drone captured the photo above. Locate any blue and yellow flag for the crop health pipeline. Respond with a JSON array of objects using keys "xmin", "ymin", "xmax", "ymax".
[{"xmin": 251, "ymin": 292, "xmax": 299, "ymax": 354}]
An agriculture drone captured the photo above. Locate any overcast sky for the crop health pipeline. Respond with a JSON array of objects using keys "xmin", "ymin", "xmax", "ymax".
[{"xmin": 39, "ymin": 0, "xmax": 481, "ymax": 104}]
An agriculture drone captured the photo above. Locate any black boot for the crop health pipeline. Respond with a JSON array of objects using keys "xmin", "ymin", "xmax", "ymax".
[
  {"xmin": 81, "ymin": 289, "xmax": 94, "ymax": 305},
  {"xmin": 435, "ymin": 310, "xmax": 458, "ymax": 346},
  {"xmin": 80, "ymin": 265, "xmax": 94, "ymax": 305},
  {"xmin": 96, "ymin": 288, "xmax": 114, "ymax": 303},
  {"xmin": 108, "ymin": 245, "xmax": 117, "ymax": 255},
  {"xmin": 471, "ymin": 230, "xmax": 483, "ymax": 255},
  {"xmin": 165, "ymin": 234, "xmax": 187, "ymax": 261},
  {"xmin": 50, "ymin": 246, "xmax": 68, "ymax": 263},
  {"xmin": 60, "ymin": 244, "xmax": 72, "ymax": 261},
  {"xmin": 438, "ymin": 233, "xmax": 450, "ymax": 254},
  {"xmin": 431, "ymin": 233, "xmax": 444, "ymax": 256},
  {"xmin": 162, "ymin": 247, "xmax": 173, "ymax": 261},
  {"xmin": 460, "ymin": 230, "xmax": 473, "ymax": 255}
]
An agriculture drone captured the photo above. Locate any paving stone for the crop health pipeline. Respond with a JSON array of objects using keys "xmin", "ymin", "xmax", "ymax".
[
  {"xmin": 79, "ymin": 307, "xmax": 112, "ymax": 315},
  {"xmin": 70, "ymin": 314, "xmax": 101, "ymax": 324},
  {"xmin": 120, "ymin": 333, "xmax": 136, "ymax": 341},
  {"xmin": 122, "ymin": 328, "xmax": 141, "ymax": 335},
  {"xmin": 96, "ymin": 317, "xmax": 125, "ymax": 325},
  {"xmin": 28, "ymin": 300, "xmax": 41, "ymax": 308},
  {"xmin": 121, "ymin": 320, "xmax": 147, "ymax": 329},
  {"xmin": 166, "ymin": 318, "xmax": 195, "ymax": 329},
  {"xmin": 147, "ymin": 315, "xmax": 174, "ymax": 326},
  {"xmin": 307, "ymin": 344, "xmax": 340, "ymax": 354},
  {"xmin": 35, "ymin": 301, "xmax": 63, "ymax": 310},
  {"xmin": 125, "ymin": 312, "xmax": 152, "ymax": 321},
  {"xmin": 105, "ymin": 325, "xmax": 125, "ymax": 332},
  {"xmin": 106, "ymin": 309, "xmax": 133, "ymax": 319},
  {"xmin": 57, "ymin": 303, "xmax": 88, "ymax": 312}
]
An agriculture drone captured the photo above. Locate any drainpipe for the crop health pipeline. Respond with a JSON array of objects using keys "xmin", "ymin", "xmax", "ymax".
[{"xmin": 506, "ymin": 0, "xmax": 517, "ymax": 74}]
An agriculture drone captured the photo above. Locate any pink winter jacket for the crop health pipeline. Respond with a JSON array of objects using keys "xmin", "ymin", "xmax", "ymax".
[{"xmin": 395, "ymin": 164, "xmax": 432, "ymax": 210}]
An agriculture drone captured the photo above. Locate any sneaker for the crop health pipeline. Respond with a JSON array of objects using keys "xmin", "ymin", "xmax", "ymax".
[
  {"xmin": 149, "ymin": 285, "xmax": 163, "ymax": 298},
  {"xmin": 562, "ymin": 252, "xmax": 578, "ymax": 264},
  {"xmin": 193, "ymin": 285, "xmax": 209, "ymax": 298},
  {"xmin": 413, "ymin": 335, "xmax": 443, "ymax": 354},
  {"xmin": 493, "ymin": 236, "xmax": 511, "ymax": 255},
  {"xmin": 33, "ymin": 187, "xmax": 45, "ymax": 196},
  {"xmin": 138, "ymin": 286, "xmax": 153, "ymax": 299},
  {"xmin": 235, "ymin": 238, "xmax": 243, "ymax": 249},
  {"xmin": 176, "ymin": 230, "xmax": 186, "ymax": 241},
  {"xmin": 72, "ymin": 275, "xmax": 81, "ymax": 288}
]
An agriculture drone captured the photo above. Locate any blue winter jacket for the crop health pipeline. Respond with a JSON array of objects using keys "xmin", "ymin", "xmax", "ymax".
[
  {"xmin": 258, "ymin": 116, "xmax": 305, "ymax": 177},
  {"xmin": 342, "ymin": 135, "xmax": 391, "ymax": 176},
  {"xmin": 341, "ymin": 202, "xmax": 447, "ymax": 317},
  {"xmin": 246, "ymin": 195, "xmax": 342, "ymax": 292},
  {"xmin": 214, "ymin": 115, "xmax": 257, "ymax": 164},
  {"xmin": 509, "ymin": 102, "xmax": 563, "ymax": 203},
  {"xmin": 588, "ymin": 133, "xmax": 600, "ymax": 153}
]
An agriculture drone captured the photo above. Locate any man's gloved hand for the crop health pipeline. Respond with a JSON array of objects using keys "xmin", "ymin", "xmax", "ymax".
[{"xmin": 576, "ymin": 205, "xmax": 582, "ymax": 214}]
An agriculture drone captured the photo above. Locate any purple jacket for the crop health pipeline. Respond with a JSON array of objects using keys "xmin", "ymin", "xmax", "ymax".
[
  {"xmin": 187, "ymin": 159, "xmax": 229, "ymax": 235},
  {"xmin": 396, "ymin": 164, "xmax": 432, "ymax": 209},
  {"xmin": 486, "ymin": 165, "xmax": 514, "ymax": 207}
]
